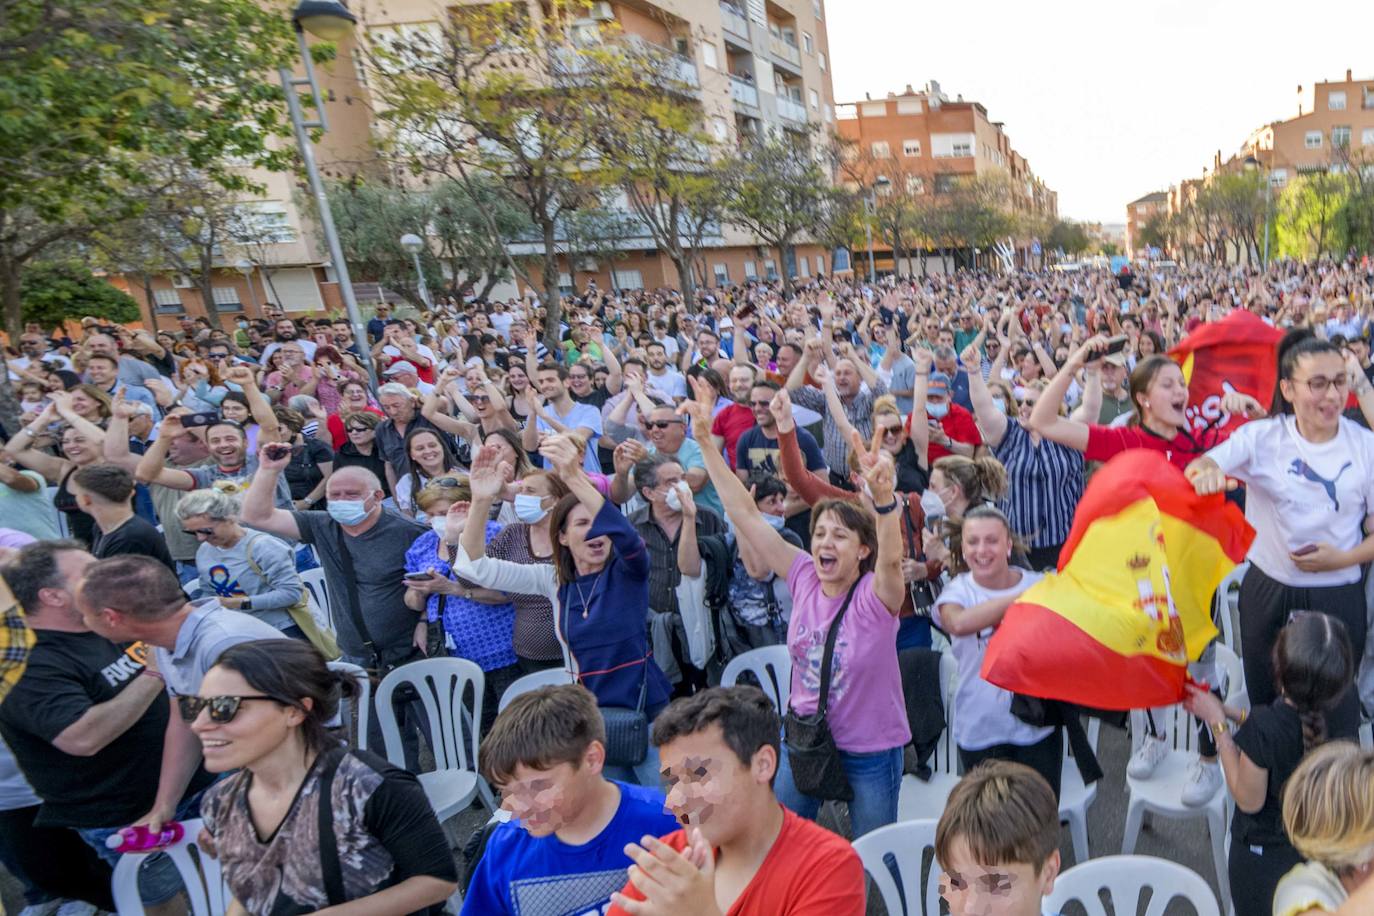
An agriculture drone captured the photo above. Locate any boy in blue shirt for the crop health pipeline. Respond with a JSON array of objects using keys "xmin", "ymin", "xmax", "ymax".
[
  {"xmin": 935, "ymin": 761, "xmax": 1063, "ymax": 916},
  {"xmin": 462, "ymin": 684, "xmax": 677, "ymax": 916}
]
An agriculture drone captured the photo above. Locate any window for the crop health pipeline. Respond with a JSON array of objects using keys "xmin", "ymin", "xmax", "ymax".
[
  {"xmin": 818, "ymin": 52, "xmax": 826, "ymax": 71},
  {"xmin": 557, "ymin": 272, "xmax": 574, "ymax": 294},
  {"xmin": 813, "ymin": 0, "xmax": 822, "ymax": 19},
  {"xmin": 153, "ymin": 288, "xmax": 183, "ymax": 313},
  {"xmin": 711, "ymin": 116, "xmax": 729, "ymax": 141},
  {"xmin": 1363, "ymin": 127, "xmax": 1374, "ymax": 146},
  {"xmin": 814, "ymin": 254, "xmax": 824, "ymax": 276},
  {"xmin": 612, "ymin": 269, "xmax": 644, "ymax": 290},
  {"xmin": 798, "ymin": 256, "xmax": 809, "ymax": 278},
  {"xmin": 1333, "ymin": 126, "xmax": 1351, "ymax": 148},
  {"xmin": 713, "ymin": 263, "xmax": 729, "ymax": 284},
  {"xmin": 905, "ymin": 174, "xmax": 925, "ymax": 195},
  {"xmin": 931, "ymin": 132, "xmax": 975, "ymax": 158},
  {"xmin": 870, "ymin": 141, "xmax": 890, "ymax": 158},
  {"xmin": 808, "ymin": 89, "xmax": 819, "ymax": 110},
  {"xmin": 802, "ymin": 32, "xmax": 813, "ymax": 53},
  {"xmin": 823, "ymin": 103, "xmax": 832, "ymax": 122},
  {"xmin": 933, "ymin": 174, "xmax": 957, "ymax": 194},
  {"xmin": 903, "ymin": 138, "xmax": 922, "ymax": 157},
  {"xmin": 1305, "ymin": 130, "xmax": 1323, "ymax": 149},
  {"xmin": 211, "ymin": 286, "xmax": 242, "ymax": 311},
  {"xmin": 1330, "ymin": 163, "xmax": 1349, "ymax": 174},
  {"xmin": 1270, "ymin": 168, "xmax": 1288, "ymax": 187},
  {"xmin": 875, "ymin": 176, "xmax": 892, "ymax": 196},
  {"xmin": 702, "ymin": 43, "xmax": 718, "ymax": 69},
  {"xmin": 1329, "ymin": 90, "xmax": 1346, "ymax": 111},
  {"xmin": 1365, "ymin": 87, "xmax": 1374, "ymax": 109},
  {"xmin": 764, "ymin": 259, "xmax": 778, "ymax": 280},
  {"xmin": 860, "ymin": 102, "xmax": 886, "ymax": 117},
  {"xmin": 743, "ymin": 260, "xmax": 757, "ymax": 279},
  {"xmin": 896, "ymin": 98, "xmax": 922, "ymax": 115}
]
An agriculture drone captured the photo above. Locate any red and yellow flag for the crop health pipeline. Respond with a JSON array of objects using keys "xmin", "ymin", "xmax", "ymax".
[
  {"xmin": 1169, "ymin": 309, "xmax": 1282, "ymax": 443},
  {"xmin": 981, "ymin": 451, "xmax": 1254, "ymax": 710}
]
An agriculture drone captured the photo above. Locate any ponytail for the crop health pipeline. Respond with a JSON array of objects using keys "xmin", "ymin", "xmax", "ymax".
[{"xmin": 1273, "ymin": 611, "xmax": 1354, "ymax": 753}]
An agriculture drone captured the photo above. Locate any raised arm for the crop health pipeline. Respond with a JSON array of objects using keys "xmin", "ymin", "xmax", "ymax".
[
  {"xmin": 609, "ymin": 439, "xmax": 647, "ymax": 506},
  {"xmin": 961, "ymin": 342, "xmax": 1008, "ymax": 447},
  {"xmin": 679, "ymin": 376, "xmax": 801, "ymax": 580},
  {"xmin": 421, "ymin": 375, "xmax": 477, "ymax": 440},
  {"xmin": 101, "ymin": 395, "xmax": 151, "ymax": 474},
  {"xmin": 238, "ymin": 445, "xmax": 301, "ymax": 542},
  {"xmin": 3, "ymin": 404, "xmax": 70, "ymax": 482},
  {"xmin": 133, "ymin": 414, "xmax": 199, "ymax": 489},
  {"xmin": 937, "ymin": 589, "xmax": 1023, "ymax": 638},
  {"xmin": 225, "ymin": 366, "xmax": 282, "ymax": 444},
  {"xmin": 600, "ymin": 345, "xmax": 623, "ymax": 396},
  {"xmin": 675, "ymin": 483, "xmax": 702, "ymax": 578},
  {"xmin": 1027, "ymin": 336, "xmax": 1108, "ymax": 453},
  {"xmin": 1070, "ymin": 364, "xmax": 1102, "ymax": 424},
  {"xmin": 854, "ymin": 433, "xmax": 904, "ymax": 614},
  {"xmin": 47, "ymin": 390, "xmax": 108, "ymax": 451}
]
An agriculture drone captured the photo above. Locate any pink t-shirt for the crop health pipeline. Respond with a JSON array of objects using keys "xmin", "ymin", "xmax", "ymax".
[{"xmin": 785, "ymin": 553, "xmax": 911, "ymax": 753}]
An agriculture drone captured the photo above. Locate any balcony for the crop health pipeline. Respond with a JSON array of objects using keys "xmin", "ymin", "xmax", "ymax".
[
  {"xmin": 769, "ymin": 34, "xmax": 801, "ymax": 69},
  {"xmin": 720, "ymin": 3, "xmax": 750, "ymax": 41},
  {"xmin": 730, "ymin": 75, "xmax": 759, "ymax": 109},
  {"xmin": 776, "ymin": 95, "xmax": 806, "ymax": 124}
]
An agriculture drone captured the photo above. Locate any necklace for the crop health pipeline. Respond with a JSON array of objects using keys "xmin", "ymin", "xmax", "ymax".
[{"xmin": 573, "ymin": 567, "xmax": 606, "ymax": 620}]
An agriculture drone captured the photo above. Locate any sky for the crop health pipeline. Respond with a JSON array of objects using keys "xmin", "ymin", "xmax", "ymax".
[{"xmin": 825, "ymin": 0, "xmax": 1374, "ymax": 224}]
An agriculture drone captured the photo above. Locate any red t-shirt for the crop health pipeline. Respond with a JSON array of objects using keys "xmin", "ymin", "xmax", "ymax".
[
  {"xmin": 326, "ymin": 406, "xmax": 386, "ymax": 449},
  {"xmin": 1083, "ymin": 423, "xmax": 1203, "ymax": 472},
  {"xmin": 925, "ymin": 402, "xmax": 983, "ymax": 462},
  {"xmin": 711, "ymin": 403, "xmax": 757, "ymax": 470},
  {"xmin": 607, "ymin": 806, "xmax": 865, "ymax": 916}
]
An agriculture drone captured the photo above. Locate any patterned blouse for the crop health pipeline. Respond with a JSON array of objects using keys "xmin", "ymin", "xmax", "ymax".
[
  {"xmin": 486, "ymin": 522, "xmax": 564, "ymax": 663},
  {"xmin": 404, "ymin": 524, "xmax": 517, "ymax": 672}
]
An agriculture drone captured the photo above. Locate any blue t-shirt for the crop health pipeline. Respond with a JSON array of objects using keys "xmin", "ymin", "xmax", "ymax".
[{"xmin": 461, "ymin": 780, "xmax": 679, "ymax": 916}]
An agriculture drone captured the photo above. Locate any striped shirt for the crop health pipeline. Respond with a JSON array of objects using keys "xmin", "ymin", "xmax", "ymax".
[
  {"xmin": 993, "ymin": 421, "xmax": 1085, "ymax": 549},
  {"xmin": 791, "ymin": 379, "xmax": 888, "ymax": 472}
]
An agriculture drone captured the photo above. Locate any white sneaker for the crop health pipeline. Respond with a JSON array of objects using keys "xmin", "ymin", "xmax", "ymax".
[
  {"xmin": 17, "ymin": 903, "xmax": 59, "ymax": 916},
  {"xmin": 1182, "ymin": 759, "xmax": 1222, "ymax": 807},
  {"xmin": 1127, "ymin": 735, "xmax": 1168, "ymax": 779}
]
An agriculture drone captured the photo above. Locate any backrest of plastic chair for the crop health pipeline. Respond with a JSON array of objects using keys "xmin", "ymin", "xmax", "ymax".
[
  {"xmin": 930, "ymin": 652, "xmax": 958, "ymax": 775},
  {"xmin": 853, "ymin": 819, "xmax": 941, "ymax": 916},
  {"xmin": 299, "ymin": 567, "xmax": 332, "ymax": 630},
  {"xmin": 112, "ymin": 818, "xmax": 227, "ymax": 916},
  {"xmin": 499, "ymin": 667, "xmax": 575, "ymax": 712},
  {"xmin": 1214, "ymin": 643, "xmax": 1247, "ymax": 710},
  {"xmin": 721, "ymin": 645, "xmax": 792, "ymax": 712},
  {"xmin": 376, "ymin": 657, "xmax": 485, "ymax": 774},
  {"xmin": 1213, "ymin": 562, "xmax": 1246, "ymax": 653},
  {"xmin": 1063, "ymin": 714, "xmax": 1102, "ymax": 757},
  {"xmin": 327, "ymin": 660, "xmax": 371, "ymax": 751},
  {"xmin": 1045, "ymin": 855, "xmax": 1220, "ymax": 916}
]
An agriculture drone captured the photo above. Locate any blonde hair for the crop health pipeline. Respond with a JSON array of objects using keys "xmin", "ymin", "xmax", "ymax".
[
  {"xmin": 415, "ymin": 476, "xmax": 471, "ymax": 513},
  {"xmin": 933, "ymin": 454, "xmax": 1008, "ymax": 505},
  {"xmin": 1282, "ymin": 741, "xmax": 1374, "ymax": 871}
]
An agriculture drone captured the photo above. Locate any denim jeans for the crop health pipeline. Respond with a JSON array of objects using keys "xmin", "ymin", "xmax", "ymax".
[
  {"xmin": 603, "ymin": 743, "xmax": 664, "ymax": 789},
  {"xmin": 76, "ymin": 790, "xmax": 206, "ymax": 906},
  {"xmin": 774, "ymin": 743, "xmax": 903, "ymax": 838}
]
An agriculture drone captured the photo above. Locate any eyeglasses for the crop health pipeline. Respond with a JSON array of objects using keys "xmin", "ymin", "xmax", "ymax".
[
  {"xmin": 346, "ymin": 425, "xmax": 371, "ymax": 433},
  {"xmin": 568, "ymin": 374, "xmax": 589, "ymax": 381},
  {"xmin": 208, "ymin": 353, "xmax": 230, "ymax": 360},
  {"xmin": 468, "ymin": 394, "xmax": 490, "ymax": 403},
  {"xmin": 182, "ymin": 527, "xmax": 216, "ymax": 537},
  {"xmin": 647, "ymin": 420, "xmax": 681, "ymax": 429},
  {"xmin": 177, "ymin": 694, "xmax": 282, "ymax": 724},
  {"xmin": 1292, "ymin": 375, "xmax": 1350, "ymax": 394},
  {"xmin": 749, "ymin": 400, "xmax": 774, "ymax": 408},
  {"xmin": 432, "ymin": 476, "xmax": 464, "ymax": 488}
]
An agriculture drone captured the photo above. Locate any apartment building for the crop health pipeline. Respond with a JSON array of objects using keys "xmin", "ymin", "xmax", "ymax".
[
  {"xmin": 1125, "ymin": 191, "xmax": 1168, "ymax": 258},
  {"xmin": 110, "ymin": 0, "xmax": 841, "ymax": 328},
  {"xmin": 835, "ymin": 82, "xmax": 1057, "ymax": 273},
  {"xmin": 1237, "ymin": 69, "xmax": 1374, "ymax": 189}
]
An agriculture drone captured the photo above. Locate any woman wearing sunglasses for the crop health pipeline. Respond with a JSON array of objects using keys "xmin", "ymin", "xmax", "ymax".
[
  {"xmin": 193, "ymin": 640, "xmax": 457, "ymax": 916},
  {"xmin": 331, "ymin": 412, "xmax": 392, "ymax": 500}
]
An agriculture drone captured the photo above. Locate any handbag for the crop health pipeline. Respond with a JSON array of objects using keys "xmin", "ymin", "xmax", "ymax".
[
  {"xmin": 600, "ymin": 668, "xmax": 649, "ymax": 767},
  {"xmin": 781, "ymin": 579, "xmax": 860, "ymax": 802},
  {"xmin": 902, "ymin": 500, "xmax": 941, "ymax": 615},
  {"xmin": 242, "ymin": 535, "xmax": 341, "ymax": 660}
]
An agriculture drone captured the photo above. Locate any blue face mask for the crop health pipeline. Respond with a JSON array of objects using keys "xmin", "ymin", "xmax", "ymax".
[
  {"xmin": 927, "ymin": 401, "xmax": 950, "ymax": 420},
  {"xmin": 761, "ymin": 513, "xmax": 787, "ymax": 530},
  {"xmin": 991, "ymin": 397, "xmax": 1007, "ymax": 414},
  {"xmin": 327, "ymin": 499, "xmax": 370, "ymax": 526},
  {"xmin": 513, "ymin": 493, "xmax": 549, "ymax": 524}
]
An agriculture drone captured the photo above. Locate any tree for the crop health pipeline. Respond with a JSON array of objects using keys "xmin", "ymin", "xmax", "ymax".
[
  {"xmin": 1047, "ymin": 220, "xmax": 1091, "ymax": 256},
  {"xmin": 1276, "ymin": 172, "xmax": 1348, "ymax": 259},
  {"xmin": 19, "ymin": 262, "xmax": 140, "ymax": 330},
  {"xmin": 429, "ymin": 178, "xmax": 529, "ymax": 301},
  {"xmin": 320, "ymin": 179, "xmax": 441, "ymax": 307},
  {"xmin": 0, "ymin": 0, "xmax": 299, "ymax": 338},
  {"xmin": 1137, "ymin": 213, "xmax": 1170, "ymax": 253},
  {"xmin": 723, "ymin": 127, "xmax": 835, "ymax": 295}
]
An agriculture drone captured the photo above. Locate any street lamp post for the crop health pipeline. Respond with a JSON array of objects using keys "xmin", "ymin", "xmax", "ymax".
[
  {"xmin": 234, "ymin": 258, "xmax": 262, "ymax": 316},
  {"xmin": 279, "ymin": 0, "xmax": 378, "ymax": 388},
  {"xmin": 863, "ymin": 176, "xmax": 891, "ymax": 284},
  {"xmin": 1244, "ymin": 155, "xmax": 1273, "ymax": 268},
  {"xmin": 399, "ymin": 233, "xmax": 432, "ymax": 309}
]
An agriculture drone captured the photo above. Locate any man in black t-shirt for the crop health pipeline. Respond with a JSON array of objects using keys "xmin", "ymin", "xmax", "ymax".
[
  {"xmin": 0, "ymin": 541, "xmax": 213, "ymax": 906},
  {"xmin": 70, "ymin": 464, "xmax": 176, "ymax": 571}
]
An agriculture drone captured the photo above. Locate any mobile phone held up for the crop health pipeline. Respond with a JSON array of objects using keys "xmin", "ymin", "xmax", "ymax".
[
  {"xmin": 180, "ymin": 412, "xmax": 220, "ymax": 429},
  {"xmin": 1103, "ymin": 335, "xmax": 1130, "ymax": 356},
  {"xmin": 263, "ymin": 442, "xmax": 301, "ymax": 461}
]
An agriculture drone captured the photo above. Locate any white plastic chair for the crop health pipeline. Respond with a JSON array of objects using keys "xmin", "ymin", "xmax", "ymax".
[
  {"xmin": 1058, "ymin": 715, "xmax": 1101, "ymax": 865},
  {"xmin": 896, "ymin": 652, "xmax": 960, "ymax": 821},
  {"xmin": 1213, "ymin": 561, "xmax": 1248, "ymax": 654},
  {"xmin": 299, "ymin": 567, "xmax": 332, "ymax": 631},
  {"xmin": 112, "ymin": 818, "xmax": 228, "ymax": 916},
  {"xmin": 498, "ymin": 667, "xmax": 575, "ymax": 712},
  {"xmin": 721, "ymin": 645, "xmax": 792, "ymax": 712},
  {"xmin": 327, "ymin": 660, "xmax": 371, "ymax": 751},
  {"xmin": 1215, "ymin": 643, "xmax": 1248, "ymax": 714},
  {"xmin": 852, "ymin": 819, "xmax": 941, "ymax": 916},
  {"xmin": 1046, "ymin": 854, "xmax": 1221, "ymax": 916},
  {"xmin": 375, "ymin": 658, "xmax": 492, "ymax": 823}
]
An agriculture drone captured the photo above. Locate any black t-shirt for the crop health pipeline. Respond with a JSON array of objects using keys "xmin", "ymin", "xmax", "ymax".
[
  {"xmin": 92, "ymin": 515, "xmax": 177, "ymax": 570},
  {"xmin": 284, "ymin": 438, "xmax": 336, "ymax": 504},
  {"xmin": 0, "ymin": 630, "xmax": 212, "ymax": 828},
  {"xmin": 1232, "ymin": 699, "xmax": 1306, "ymax": 847},
  {"xmin": 573, "ymin": 388, "xmax": 612, "ymax": 411}
]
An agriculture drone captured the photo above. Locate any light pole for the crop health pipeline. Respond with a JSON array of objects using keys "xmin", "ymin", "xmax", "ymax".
[
  {"xmin": 234, "ymin": 258, "xmax": 262, "ymax": 316},
  {"xmin": 399, "ymin": 233, "xmax": 432, "ymax": 309},
  {"xmin": 863, "ymin": 176, "xmax": 890, "ymax": 284},
  {"xmin": 279, "ymin": 0, "xmax": 378, "ymax": 388},
  {"xmin": 1243, "ymin": 154, "xmax": 1273, "ymax": 268}
]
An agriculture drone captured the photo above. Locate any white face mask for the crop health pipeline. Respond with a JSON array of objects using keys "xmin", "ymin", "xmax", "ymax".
[
  {"xmin": 664, "ymin": 482, "xmax": 684, "ymax": 512},
  {"xmin": 761, "ymin": 513, "xmax": 787, "ymax": 530},
  {"xmin": 513, "ymin": 493, "xmax": 549, "ymax": 524},
  {"xmin": 430, "ymin": 516, "xmax": 448, "ymax": 539}
]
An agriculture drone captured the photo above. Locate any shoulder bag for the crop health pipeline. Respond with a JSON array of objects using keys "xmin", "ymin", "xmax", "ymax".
[
  {"xmin": 242, "ymin": 534, "xmax": 340, "ymax": 660},
  {"xmin": 781, "ymin": 579, "xmax": 860, "ymax": 802}
]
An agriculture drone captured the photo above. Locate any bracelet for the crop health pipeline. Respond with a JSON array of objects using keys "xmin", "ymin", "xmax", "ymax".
[
  {"xmin": 873, "ymin": 500, "xmax": 899, "ymax": 515},
  {"xmin": 141, "ymin": 669, "xmax": 163, "ymax": 681}
]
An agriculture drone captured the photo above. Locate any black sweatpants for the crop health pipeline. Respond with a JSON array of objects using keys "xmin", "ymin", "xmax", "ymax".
[
  {"xmin": 0, "ymin": 805, "xmax": 114, "ymax": 910},
  {"xmin": 1238, "ymin": 564, "xmax": 1365, "ymax": 739},
  {"xmin": 959, "ymin": 728, "xmax": 1063, "ymax": 800},
  {"xmin": 1228, "ymin": 837, "xmax": 1302, "ymax": 916}
]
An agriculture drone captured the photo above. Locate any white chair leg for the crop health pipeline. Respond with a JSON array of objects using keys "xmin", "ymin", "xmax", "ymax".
[
  {"xmin": 1208, "ymin": 804, "xmax": 1232, "ymax": 916},
  {"xmin": 1121, "ymin": 800, "xmax": 1144, "ymax": 855},
  {"xmin": 1066, "ymin": 811, "xmax": 1089, "ymax": 865}
]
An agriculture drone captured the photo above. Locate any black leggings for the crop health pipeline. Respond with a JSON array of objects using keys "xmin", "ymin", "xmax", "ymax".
[
  {"xmin": 0, "ymin": 805, "xmax": 114, "ymax": 910},
  {"xmin": 959, "ymin": 728, "xmax": 1063, "ymax": 800},
  {"xmin": 1228, "ymin": 837, "xmax": 1302, "ymax": 916},
  {"xmin": 1239, "ymin": 564, "xmax": 1365, "ymax": 739}
]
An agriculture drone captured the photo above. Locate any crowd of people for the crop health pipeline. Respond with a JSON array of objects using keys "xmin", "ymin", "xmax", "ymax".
[{"xmin": 1, "ymin": 257, "xmax": 1374, "ymax": 915}]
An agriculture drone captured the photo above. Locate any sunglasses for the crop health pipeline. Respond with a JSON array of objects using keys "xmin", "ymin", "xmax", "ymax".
[
  {"xmin": 346, "ymin": 425, "xmax": 371, "ymax": 433},
  {"xmin": 647, "ymin": 420, "xmax": 681, "ymax": 429},
  {"xmin": 749, "ymin": 400, "xmax": 774, "ymax": 408},
  {"xmin": 431, "ymin": 476, "xmax": 464, "ymax": 488},
  {"xmin": 468, "ymin": 394, "xmax": 490, "ymax": 403},
  {"xmin": 880, "ymin": 426, "xmax": 903, "ymax": 437},
  {"xmin": 182, "ymin": 526, "xmax": 216, "ymax": 537},
  {"xmin": 177, "ymin": 694, "xmax": 282, "ymax": 723},
  {"xmin": 209, "ymin": 353, "xmax": 230, "ymax": 360}
]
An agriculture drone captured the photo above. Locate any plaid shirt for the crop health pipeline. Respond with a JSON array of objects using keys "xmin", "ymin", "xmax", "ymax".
[
  {"xmin": 0, "ymin": 581, "xmax": 32, "ymax": 706},
  {"xmin": 630, "ymin": 505, "xmax": 726, "ymax": 615},
  {"xmin": 790, "ymin": 379, "xmax": 888, "ymax": 472}
]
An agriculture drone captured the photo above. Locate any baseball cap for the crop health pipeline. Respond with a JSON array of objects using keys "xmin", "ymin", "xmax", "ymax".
[
  {"xmin": 927, "ymin": 371, "xmax": 951, "ymax": 397},
  {"xmin": 383, "ymin": 360, "xmax": 418, "ymax": 376}
]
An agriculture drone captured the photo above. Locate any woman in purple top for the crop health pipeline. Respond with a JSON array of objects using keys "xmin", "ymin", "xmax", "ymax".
[{"xmin": 681, "ymin": 376, "xmax": 909, "ymax": 838}]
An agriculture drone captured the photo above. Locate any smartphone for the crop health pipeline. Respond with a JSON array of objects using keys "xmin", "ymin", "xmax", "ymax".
[
  {"xmin": 180, "ymin": 412, "xmax": 220, "ymax": 429},
  {"xmin": 1292, "ymin": 544, "xmax": 1318, "ymax": 557},
  {"xmin": 1103, "ymin": 335, "xmax": 1130, "ymax": 355},
  {"xmin": 262, "ymin": 443, "xmax": 299, "ymax": 460},
  {"xmin": 404, "ymin": 571, "xmax": 437, "ymax": 582}
]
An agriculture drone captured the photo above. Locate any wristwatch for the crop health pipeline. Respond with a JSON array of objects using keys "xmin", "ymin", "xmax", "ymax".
[
  {"xmin": 1210, "ymin": 720, "xmax": 1230, "ymax": 740},
  {"xmin": 240, "ymin": 597, "xmax": 253, "ymax": 611}
]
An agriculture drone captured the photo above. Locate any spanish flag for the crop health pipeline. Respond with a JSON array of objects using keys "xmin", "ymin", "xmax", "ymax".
[
  {"xmin": 1169, "ymin": 309, "xmax": 1282, "ymax": 443},
  {"xmin": 981, "ymin": 451, "xmax": 1254, "ymax": 710}
]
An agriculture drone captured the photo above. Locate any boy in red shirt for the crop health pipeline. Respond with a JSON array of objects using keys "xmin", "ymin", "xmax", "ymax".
[{"xmin": 607, "ymin": 686, "xmax": 864, "ymax": 916}]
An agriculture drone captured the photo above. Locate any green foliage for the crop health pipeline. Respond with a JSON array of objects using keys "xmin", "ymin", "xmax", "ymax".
[
  {"xmin": 20, "ymin": 262, "xmax": 140, "ymax": 329},
  {"xmin": 1046, "ymin": 220, "xmax": 1091, "ymax": 255},
  {"xmin": 322, "ymin": 179, "xmax": 443, "ymax": 306},
  {"xmin": 1275, "ymin": 172, "xmax": 1349, "ymax": 259}
]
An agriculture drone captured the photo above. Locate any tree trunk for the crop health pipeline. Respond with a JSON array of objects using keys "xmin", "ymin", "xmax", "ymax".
[
  {"xmin": 141, "ymin": 272, "xmax": 160, "ymax": 332},
  {"xmin": 1, "ymin": 251, "xmax": 22, "ymax": 341},
  {"xmin": 540, "ymin": 220, "xmax": 562, "ymax": 359},
  {"xmin": 261, "ymin": 268, "xmax": 282, "ymax": 313},
  {"xmin": 671, "ymin": 251, "xmax": 695, "ymax": 311},
  {"xmin": 778, "ymin": 242, "xmax": 794, "ymax": 297}
]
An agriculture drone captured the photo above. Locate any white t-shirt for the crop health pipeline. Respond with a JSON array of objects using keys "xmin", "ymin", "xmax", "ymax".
[
  {"xmin": 1207, "ymin": 415, "xmax": 1374, "ymax": 587},
  {"xmin": 648, "ymin": 367, "xmax": 688, "ymax": 400},
  {"xmin": 933, "ymin": 569, "xmax": 1054, "ymax": 752},
  {"xmin": 259, "ymin": 339, "xmax": 318, "ymax": 364}
]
